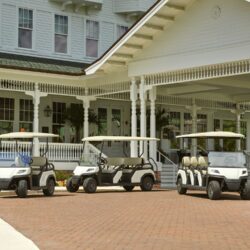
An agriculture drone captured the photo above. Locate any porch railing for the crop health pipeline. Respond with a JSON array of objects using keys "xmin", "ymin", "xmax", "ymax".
[{"xmin": 0, "ymin": 141, "xmax": 107, "ymax": 162}]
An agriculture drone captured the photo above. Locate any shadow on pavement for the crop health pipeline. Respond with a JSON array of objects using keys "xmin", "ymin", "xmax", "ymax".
[
  {"xmin": 186, "ymin": 192, "xmax": 241, "ymax": 200},
  {"xmin": 0, "ymin": 193, "xmax": 73, "ymax": 199}
]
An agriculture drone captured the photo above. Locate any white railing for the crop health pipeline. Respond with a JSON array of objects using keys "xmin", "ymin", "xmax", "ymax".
[
  {"xmin": 0, "ymin": 141, "xmax": 83, "ymax": 162},
  {"xmin": 0, "ymin": 141, "xmax": 107, "ymax": 162}
]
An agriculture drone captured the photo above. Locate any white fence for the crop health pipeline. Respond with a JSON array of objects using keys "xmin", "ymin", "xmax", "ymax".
[{"xmin": 0, "ymin": 141, "xmax": 103, "ymax": 162}]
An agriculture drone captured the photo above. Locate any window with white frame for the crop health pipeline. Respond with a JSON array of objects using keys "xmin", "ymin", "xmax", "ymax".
[
  {"xmin": 18, "ymin": 8, "xmax": 33, "ymax": 49},
  {"xmin": 55, "ymin": 15, "xmax": 68, "ymax": 53},
  {"xmin": 86, "ymin": 20, "xmax": 99, "ymax": 58},
  {"xmin": 117, "ymin": 25, "xmax": 128, "ymax": 39}
]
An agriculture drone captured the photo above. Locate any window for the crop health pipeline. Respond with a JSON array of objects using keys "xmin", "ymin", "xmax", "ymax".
[
  {"xmin": 98, "ymin": 108, "xmax": 107, "ymax": 135},
  {"xmin": 0, "ymin": 98, "xmax": 14, "ymax": 134},
  {"xmin": 18, "ymin": 8, "xmax": 33, "ymax": 49},
  {"xmin": 52, "ymin": 102, "xmax": 66, "ymax": 142},
  {"xmin": 19, "ymin": 99, "xmax": 33, "ymax": 132},
  {"xmin": 112, "ymin": 109, "xmax": 121, "ymax": 136},
  {"xmin": 117, "ymin": 25, "xmax": 128, "ymax": 39},
  {"xmin": 55, "ymin": 15, "xmax": 68, "ymax": 53},
  {"xmin": 86, "ymin": 20, "xmax": 99, "ymax": 58}
]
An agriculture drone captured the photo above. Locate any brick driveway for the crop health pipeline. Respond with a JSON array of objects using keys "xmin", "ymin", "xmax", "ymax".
[{"xmin": 1, "ymin": 189, "xmax": 250, "ymax": 250}]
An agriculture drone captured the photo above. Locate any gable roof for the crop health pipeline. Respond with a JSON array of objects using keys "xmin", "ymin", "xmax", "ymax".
[{"xmin": 84, "ymin": 0, "xmax": 193, "ymax": 75}]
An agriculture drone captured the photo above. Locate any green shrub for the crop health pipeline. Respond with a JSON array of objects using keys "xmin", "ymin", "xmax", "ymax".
[{"xmin": 55, "ymin": 170, "xmax": 72, "ymax": 181}]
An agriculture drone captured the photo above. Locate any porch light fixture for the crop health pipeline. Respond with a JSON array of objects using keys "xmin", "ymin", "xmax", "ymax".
[{"xmin": 44, "ymin": 105, "xmax": 52, "ymax": 117}]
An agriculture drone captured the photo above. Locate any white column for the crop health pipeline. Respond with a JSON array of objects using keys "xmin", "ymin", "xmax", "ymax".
[
  {"xmin": 83, "ymin": 99, "xmax": 90, "ymax": 139},
  {"xmin": 26, "ymin": 83, "xmax": 47, "ymax": 156},
  {"xmin": 236, "ymin": 104, "xmax": 242, "ymax": 151},
  {"xmin": 232, "ymin": 104, "xmax": 243, "ymax": 151},
  {"xmin": 149, "ymin": 87, "xmax": 157, "ymax": 161},
  {"xmin": 130, "ymin": 78, "xmax": 138, "ymax": 157},
  {"xmin": 76, "ymin": 95, "xmax": 96, "ymax": 139},
  {"xmin": 207, "ymin": 112, "xmax": 214, "ymax": 151},
  {"xmin": 139, "ymin": 76, "xmax": 147, "ymax": 159}
]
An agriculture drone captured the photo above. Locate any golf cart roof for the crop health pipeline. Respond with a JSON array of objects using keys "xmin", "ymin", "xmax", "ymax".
[
  {"xmin": 0, "ymin": 132, "xmax": 59, "ymax": 139},
  {"xmin": 82, "ymin": 136, "xmax": 159, "ymax": 142},
  {"xmin": 176, "ymin": 131, "xmax": 245, "ymax": 139}
]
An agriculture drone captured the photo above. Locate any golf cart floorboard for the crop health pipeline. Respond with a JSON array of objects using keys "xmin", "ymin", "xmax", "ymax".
[
  {"xmin": 183, "ymin": 185, "xmax": 207, "ymax": 191},
  {"xmin": 100, "ymin": 183, "xmax": 140, "ymax": 186}
]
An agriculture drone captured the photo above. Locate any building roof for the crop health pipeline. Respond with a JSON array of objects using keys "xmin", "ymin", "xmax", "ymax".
[
  {"xmin": 84, "ymin": 0, "xmax": 194, "ymax": 75},
  {"xmin": 0, "ymin": 52, "xmax": 89, "ymax": 76}
]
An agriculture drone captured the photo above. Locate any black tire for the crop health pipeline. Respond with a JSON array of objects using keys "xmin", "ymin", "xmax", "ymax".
[
  {"xmin": 177, "ymin": 177, "xmax": 187, "ymax": 195},
  {"xmin": 16, "ymin": 179, "xmax": 28, "ymax": 198},
  {"xmin": 140, "ymin": 176, "xmax": 154, "ymax": 191},
  {"xmin": 66, "ymin": 177, "xmax": 79, "ymax": 193},
  {"xmin": 43, "ymin": 178, "xmax": 55, "ymax": 196},
  {"xmin": 207, "ymin": 180, "xmax": 221, "ymax": 200},
  {"xmin": 123, "ymin": 185, "xmax": 134, "ymax": 192},
  {"xmin": 240, "ymin": 180, "xmax": 250, "ymax": 200},
  {"xmin": 83, "ymin": 177, "xmax": 97, "ymax": 193}
]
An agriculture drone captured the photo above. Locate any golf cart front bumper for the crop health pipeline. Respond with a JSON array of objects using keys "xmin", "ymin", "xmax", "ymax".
[
  {"xmin": 225, "ymin": 177, "xmax": 248, "ymax": 191},
  {"xmin": 72, "ymin": 176, "xmax": 81, "ymax": 185},
  {"xmin": 0, "ymin": 178, "xmax": 11, "ymax": 189}
]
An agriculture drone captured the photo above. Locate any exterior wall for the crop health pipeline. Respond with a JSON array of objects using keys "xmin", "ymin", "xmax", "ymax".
[
  {"xmin": 129, "ymin": 0, "xmax": 250, "ymax": 76},
  {"xmin": 113, "ymin": 0, "xmax": 155, "ymax": 13},
  {"xmin": 0, "ymin": 0, "xmax": 133, "ymax": 63}
]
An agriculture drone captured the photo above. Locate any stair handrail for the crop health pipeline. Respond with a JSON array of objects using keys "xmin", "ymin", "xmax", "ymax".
[{"xmin": 157, "ymin": 150, "xmax": 177, "ymax": 167}]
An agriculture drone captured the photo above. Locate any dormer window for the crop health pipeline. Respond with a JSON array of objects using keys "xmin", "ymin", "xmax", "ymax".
[{"xmin": 86, "ymin": 20, "xmax": 99, "ymax": 58}]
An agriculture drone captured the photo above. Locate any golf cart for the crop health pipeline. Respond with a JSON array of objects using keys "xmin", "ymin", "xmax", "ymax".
[
  {"xmin": 176, "ymin": 131, "xmax": 250, "ymax": 200},
  {"xmin": 66, "ymin": 136, "xmax": 160, "ymax": 193},
  {"xmin": 0, "ymin": 132, "xmax": 58, "ymax": 198}
]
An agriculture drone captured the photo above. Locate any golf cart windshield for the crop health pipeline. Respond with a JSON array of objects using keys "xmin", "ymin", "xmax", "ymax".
[
  {"xmin": 208, "ymin": 151, "xmax": 246, "ymax": 168},
  {"xmin": 80, "ymin": 136, "xmax": 159, "ymax": 166}
]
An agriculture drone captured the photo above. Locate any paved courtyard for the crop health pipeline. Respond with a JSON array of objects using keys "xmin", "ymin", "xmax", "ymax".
[{"xmin": 1, "ymin": 189, "xmax": 250, "ymax": 250}]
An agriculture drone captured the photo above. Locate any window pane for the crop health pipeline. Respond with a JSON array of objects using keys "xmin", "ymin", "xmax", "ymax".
[
  {"xmin": 117, "ymin": 25, "xmax": 128, "ymax": 38},
  {"xmin": 86, "ymin": 39, "xmax": 98, "ymax": 57},
  {"xmin": 0, "ymin": 121, "xmax": 13, "ymax": 134},
  {"xmin": 18, "ymin": 29, "xmax": 32, "ymax": 49},
  {"xmin": 55, "ymin": 34, "xmax": 67, "ymax": 53},
  {"xmin": 55, "ymin": 15, "xmax": 68, "ymax": 34}
]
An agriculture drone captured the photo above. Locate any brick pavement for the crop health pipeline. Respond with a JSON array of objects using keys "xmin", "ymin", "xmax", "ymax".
[{"xmin": 1, "ymin": 189, "xmax": 250, "ymax": 250}]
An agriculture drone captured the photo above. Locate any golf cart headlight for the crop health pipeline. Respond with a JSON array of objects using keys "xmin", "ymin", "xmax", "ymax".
[
  {"xmin": 17, "ymin": 169, "xmax": 27, "ymax": 174},
  {"xmin": 87, "ymin": 168, "xmax": 95, "ymax": 172},
  {"xmin": 211, "ymin": 169, "xmax": 220, "ymax": 174}
]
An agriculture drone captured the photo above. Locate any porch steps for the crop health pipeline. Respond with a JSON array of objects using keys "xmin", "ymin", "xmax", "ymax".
[{"xmin": 160, "ymin": 164, "xmax": 178, "ymax": 189}]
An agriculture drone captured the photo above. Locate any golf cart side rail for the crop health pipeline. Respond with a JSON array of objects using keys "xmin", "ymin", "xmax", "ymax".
[
  {"xmin": 82, "ymin": 136, "xmax": 160, "ymax": 142},
  {"xmin": 176, "ymin": 131, "xmax": 244, "ymax": 139}
]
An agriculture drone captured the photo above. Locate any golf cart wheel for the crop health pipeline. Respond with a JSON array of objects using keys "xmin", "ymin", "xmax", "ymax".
[
  {"xmin": 123, "ymin": 185, "xmax": 134, "ymax": 192},
  {"xmin": 43, "ymin": 178, "xmax": 55, "ymax": 196},
  {"xmin": 140, "ymin": 176, "xmax": 154, "ymax": 191},
  {"xmin": 16, "ymin": 179, "xmax": 28, "ymax": 198},
  {"xmin": 177, "ymin": 177, "xmax": 187, "ymax": 195},
  {"xmin": 83, "ymin": 177, "xmax": 97, "ymax": 193},
  {"xmin": 66, "ymin": 177, "xmax": 79, "ymax": 193},
  {"xmin": 240, "ymin": 180, "xmax": 250, "ymax": 200},
  {"xmin": 207, "ymin": 180, "xmax": 221, "ymax": 200}
]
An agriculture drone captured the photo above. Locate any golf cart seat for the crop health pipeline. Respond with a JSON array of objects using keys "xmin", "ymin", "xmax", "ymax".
[
  {"xmin": 123, "ymin": 158, "xmax": 143, "ymax": 173},
  {"xmin": 190, "ymin": 157, "xmax": 198, "ymax": 169},
  {"xmin": 198, "ymin": 156, "xmax": 208, "ymax": 173},
  {"xmin": 182, "ymin": 156, "xmax": 191, "ymax": 169},
  {"xmin": 102, "ymin": 157, "xmax": 124, "ymax": 174},
  {"xmin": 30, "ymin": 157, "xmax": 47, "ymax": 175}
]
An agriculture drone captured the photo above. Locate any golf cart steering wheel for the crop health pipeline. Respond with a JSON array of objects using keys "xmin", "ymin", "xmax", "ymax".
[{"xmin": 100, "ymin": 157, "xmax": 107, "ymax": 165}]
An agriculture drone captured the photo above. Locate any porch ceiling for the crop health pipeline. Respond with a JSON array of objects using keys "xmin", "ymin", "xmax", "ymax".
[
  {"xmin": 158, "ymin": 73, "xmax": 250, "ymax": 103},
  {"xmin": 85, "ymin": 0, "xmax": 195, "ymax": 75}
]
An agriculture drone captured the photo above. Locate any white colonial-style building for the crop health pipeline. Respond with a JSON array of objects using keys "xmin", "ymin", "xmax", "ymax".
[{"xmin": 1, "ymin": 0, "xmax": 250, "ymax": 187}]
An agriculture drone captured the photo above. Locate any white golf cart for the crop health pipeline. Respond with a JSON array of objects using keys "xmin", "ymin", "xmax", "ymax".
[
  {"xmin": 0, "ymin": 132, "xmax": 58, "ymax": 198},
  {"xmin": 66, "ymin": 136, "xmax": 160, "ymax": 193},
  {"xmin": 176, "ymin": 131, "xmax": 250, "ymax": 200}
]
